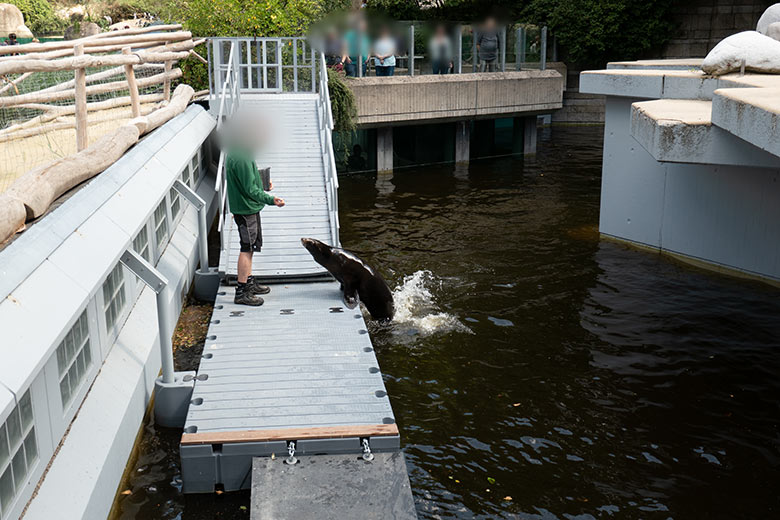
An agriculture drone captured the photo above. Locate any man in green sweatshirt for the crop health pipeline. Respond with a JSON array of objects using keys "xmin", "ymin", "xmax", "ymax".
[{"xmin": 226, "ymin": 147, "xmax": 285, "ymax": 306}]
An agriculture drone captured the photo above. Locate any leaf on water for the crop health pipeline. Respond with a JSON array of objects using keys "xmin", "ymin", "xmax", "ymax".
[
  {"xmin": 240, "ymin": 506, "xmax": 247, "ymax": 511},
  {"xmin": 487, "ymin": 477, "xmax": 496, "ymax": 484},
  {"xmin": 215, "ymin": 490, "xmax": 224, "ymax": 495},
  {"xmin": 512, "ymin": 403, "xmax": 521, "ymax": 407},
  {"xmin": 121, "ymin": 490, "xmax": 132, "ymax": 495},
  {"xmin": 455, "ymin": 479, "xmax": 460, "ymax": 483},
  {"xmin": 271, "ymin": 453, "xmax": 276, "ymax": 460},
  {"xmin": 504, "ymin": 496, "xmax": 513, "ymax": 501}
]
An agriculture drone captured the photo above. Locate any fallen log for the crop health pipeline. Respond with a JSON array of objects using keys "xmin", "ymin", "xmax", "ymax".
[{"xmin": 3, "ymin": 84, "xmax": 194, "ymax": 233}]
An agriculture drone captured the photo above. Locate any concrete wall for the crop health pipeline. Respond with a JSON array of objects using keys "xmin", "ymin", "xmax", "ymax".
[
  {"xmin": 662, "ymin": 0, "xmax": 773, "ymax": 58},
  {"xmin": 348, "ymin": 70, "xmax": 565, "ymax": 127}
]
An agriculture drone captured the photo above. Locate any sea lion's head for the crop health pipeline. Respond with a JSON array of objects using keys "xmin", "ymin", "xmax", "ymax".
[{"xmin": 301, "ymin": 237, "xmax": 332, "ymax": 265}]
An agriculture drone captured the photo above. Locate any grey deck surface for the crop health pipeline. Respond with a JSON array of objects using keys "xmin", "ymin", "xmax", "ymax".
[
  {"xmin": 184, "ymin": 282, "xmax": 396, "ymax": 435},
  {"xmin": 250, "ymin": 452, "xmax": 417, "ymax": 520},
  {"xmin": 218, "ymin": 94, "xmax": 335, "ymax": 280}
]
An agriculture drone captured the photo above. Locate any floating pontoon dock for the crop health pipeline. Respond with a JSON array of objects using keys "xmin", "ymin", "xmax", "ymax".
[{"xmin": 179, "ymin": 40, "xmax": 416, "ymax": 518}]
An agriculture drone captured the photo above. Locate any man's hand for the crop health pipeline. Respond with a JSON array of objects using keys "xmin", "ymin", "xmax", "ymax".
[
  {"xmin": 269, "ymin": 180, "xmax": 274, "ymax": 190},
  {"xmin": 273, "ymin": 196, "xmax": 285, "ymax": 207}
]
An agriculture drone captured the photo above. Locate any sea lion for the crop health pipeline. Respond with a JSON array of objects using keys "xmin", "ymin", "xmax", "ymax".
[{"xmin": 301, "ymin": 238, "xmax": 394, "ymax": 321}]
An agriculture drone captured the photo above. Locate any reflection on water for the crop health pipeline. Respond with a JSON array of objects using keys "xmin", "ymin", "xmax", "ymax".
[{"xmin": 113, "ymin": 126, "xmax": 780, "ymax": 519}]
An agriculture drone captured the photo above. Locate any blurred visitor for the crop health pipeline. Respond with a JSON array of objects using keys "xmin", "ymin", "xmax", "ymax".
[
  {"xmin": 429, "ymin": 25, "xmax": 453, "ymax": 74},
  {"xmin": 7, "ymin": 33, "xmax": 19, "ymax": 45},
  {"xmin": 348, "ymin": 144, "xmax": 366, "ymax": 171},
  {"xmin": 324, "ymin": 29, "xmax": 344, "ymax": 70},
  {"xmin": 343, "ymin": 16, "xmax": 371, "ymax": 77},
  {"xmin": 373, "ymin": 26, "xmax": 396, "ymax": 76},
  {"xmin": 476, "ymin": 18, "xmax": 499, "ymax": 72}
]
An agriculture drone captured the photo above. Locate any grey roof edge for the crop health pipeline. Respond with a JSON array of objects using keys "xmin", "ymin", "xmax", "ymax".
[{"xmin": 0, "ymin": 104, "xmax": 209, "ymax": 299}]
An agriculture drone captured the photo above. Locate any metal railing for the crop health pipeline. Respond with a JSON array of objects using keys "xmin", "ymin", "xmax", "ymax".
[
  {"xmin": 213, "ymin": 40, "xmax": 240, "ymax": 247},
  {"xmin": 211, "ymin": 37, "xmax": 318, "ymax": 94},
  {"xmin": 316, "ymin": 51, "xmax": 340, "ymax": 246},
  {"xmin": 337, "ymin": 22, "xmax": 552, "ymax": 77},
  {"xmin": 208, "ymin": 40, "xmax": 340, "ymax": 246}
]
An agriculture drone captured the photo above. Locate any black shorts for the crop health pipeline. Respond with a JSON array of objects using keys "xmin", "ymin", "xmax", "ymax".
[{"xmin": 234, "ymin": 213, "xmax": 262, "ymax": 252}]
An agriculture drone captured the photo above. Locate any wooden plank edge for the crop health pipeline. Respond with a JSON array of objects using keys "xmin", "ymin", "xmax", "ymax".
[{"xmin": 180, "ymin": 423, "xmax": 399, "ymax": 445}]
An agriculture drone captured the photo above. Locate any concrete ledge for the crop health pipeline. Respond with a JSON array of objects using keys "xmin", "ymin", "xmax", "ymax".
[
  {"xmin": 712, "ymin": 87, "xmax": 780, "ymax": 158},
  {"xmin": 348, "ymin": 70, "xmax": 564, "ymax": 127},
  {"xmin": 630, "ymin": 99, "xmax": 780, "ymax": 167},
  {"xmin": 581, "ymin": 67, "xmax": 780, "ymax": 100},
  {"xmin": 607, "ymin": 58, "xmax": 702, "ymax": 70}
]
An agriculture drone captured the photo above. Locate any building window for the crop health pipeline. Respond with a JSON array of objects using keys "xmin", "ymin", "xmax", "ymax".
[
  {"xmin": 170, "ymin": 187, "xmax": 181, "ymax": 221},
  {"xmin": 181, "ymin": 164, "xmax": 192, "ymax": 188},
  {"xmin": 153, "ymin": 200, "xmax": 168, "ymax": 251},
  {"xmin": 0, "ymin": 391, "xmax": 37, "ymax": 517},
  {"xmin": 191, "ymin": 152, "xmax": 201, "ymax": 185},
  {"xmin": 56, "ymin": 311, "xmax": 92, "ymax": 409},
  {"xmin": 132, "ymin": 226, "xmax": 151, "ymax": 263},
  {"xmin": 102, "ymin": 263, "xmax": 126, "ymax": 333}
]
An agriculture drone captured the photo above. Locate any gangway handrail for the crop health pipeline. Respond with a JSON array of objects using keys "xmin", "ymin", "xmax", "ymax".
[
  {"xmin": 213, "ymin": 41, "xmax": 240, "ymax": 241},
  {"xmin": 317, "ymin": 50, "xmax": 340, "ymax": 246}
]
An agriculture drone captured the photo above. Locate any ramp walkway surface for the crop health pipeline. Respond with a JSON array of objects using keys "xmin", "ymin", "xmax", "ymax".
[
  {"xmin": 185, "ymin": 43, "xmax": 415, "ymax": 516},
  {"xmin": 218, "ymin": 94, "xmax": 337, "ymax": 281}
]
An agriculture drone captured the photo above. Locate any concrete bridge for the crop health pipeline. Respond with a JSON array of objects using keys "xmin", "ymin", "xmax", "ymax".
[{"xmin": 348, "ymin": 68, "xmax": 566, "ymax": 172}]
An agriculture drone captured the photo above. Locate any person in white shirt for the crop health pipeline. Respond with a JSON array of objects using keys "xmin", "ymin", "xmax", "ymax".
[{"xmin": 373, "ymin": 26, "xmax": 397, "ymax": 77}]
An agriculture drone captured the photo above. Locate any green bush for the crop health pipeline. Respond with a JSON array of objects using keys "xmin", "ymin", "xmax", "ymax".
[
  {"xmin": 180, "ymin": 43, "xmax": 209, "ymax": 92},
  {"xmin": 181, "ymin": 0, "xmax": 320, "ymax": 37},
  {"xmin": 524, "ymin": 0, "xmax": 675, "ymax": 67},
  {"xmin": 327, "ymin": 67, "xmax": 357, "ymax": 160},
  {"xmin": 8, "ymin": 0, "xmax": 66, "ymax": 35}
]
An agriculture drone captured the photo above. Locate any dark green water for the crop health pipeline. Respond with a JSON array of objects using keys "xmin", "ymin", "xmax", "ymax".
[{"xmin": 113, "ymin": 126, "xmax": 780, "ymax": 519}]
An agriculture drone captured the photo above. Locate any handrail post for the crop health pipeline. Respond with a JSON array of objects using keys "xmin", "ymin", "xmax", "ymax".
[
  {"xmin": 471, "ymin": 25, "xmax": 477, "ymax": 72},
  {"xmin": 541, "ymin": 26, "xmax": 547, "ymax": 71},
  {"xmin": 456, "ymin": 24, "xmax": 462, "ymax": 74},
  {"xmin": 518, "ymin": 27, "xmax": 526, "ymax": 71},
  {"xmin": 409, "ymin": 24, "xmax": 415, "ymax": 76},
  {"xmin": 500, "ymin": 26, "xmax": 506, "ymax": 72}
]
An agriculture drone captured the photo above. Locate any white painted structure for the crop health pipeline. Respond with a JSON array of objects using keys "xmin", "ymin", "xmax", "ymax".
[
  {"xmin": 0, "ymin": 105, "xmax": 217, "ymax": 520},
  {"xmin": 581, "ymin": 62, "xmax": 780, "ymax": 284}
]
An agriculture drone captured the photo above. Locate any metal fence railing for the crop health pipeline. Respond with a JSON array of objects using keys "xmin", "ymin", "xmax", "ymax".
[{"xmin": 213, "ymin": 40, "xmax": 241, "ymax": 248}]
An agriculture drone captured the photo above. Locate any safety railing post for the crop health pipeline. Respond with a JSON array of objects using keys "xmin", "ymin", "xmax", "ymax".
[
  {"xmin": 456, "ymin": 24, "xmax": 463, "ymax": 74},
  {"xmin": 500, "ymin": 26, "xmax": 506, "ymax": 72},
  {"xmin": 472, "ymin": 25, "xmax": 477, "ymax": 72},
  {"xmin": 541, "ymin": 26, "xmax": 547, "ymax": 71},
  {"xmin": 409, "ymin": 24, "xmax": 415, "ymax": 76},
  {"xmin": 518, "ymin": 27, "xmax": 526, "ymax": 71},
  {"xmin": 119, "ymin": 249, "xmax": 174, "ymax": 384}
]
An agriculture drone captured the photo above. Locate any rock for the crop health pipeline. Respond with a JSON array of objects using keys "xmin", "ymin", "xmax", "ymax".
[
  {"xmin": 757, "ymin": 3, "xmax": 780, "ymax": 35},
  {"xmin": 64, "ymin": 21, "xmax": 100, "ymax": 40},
  {"xmin": 701, "ymin": 30, "xmax": 780, "ymax": 75},
  {"xmin": 767, "ymin": 21, "xmax": 780, "ymax": 42},
  {"xmin": 0, "ymin": 3, "xmax": 33, "ymax": 38}
]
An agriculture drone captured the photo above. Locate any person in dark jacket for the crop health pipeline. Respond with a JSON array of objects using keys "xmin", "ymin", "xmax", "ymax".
[{"xmin": 476, "ymin": 18, "xmax": 499, "ymax": 72}]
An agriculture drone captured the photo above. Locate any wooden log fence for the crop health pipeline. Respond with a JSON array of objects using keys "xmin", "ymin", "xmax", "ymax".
[{"xmin": 0, "ymin": 25, "xmax": 201, "ymax": 244}]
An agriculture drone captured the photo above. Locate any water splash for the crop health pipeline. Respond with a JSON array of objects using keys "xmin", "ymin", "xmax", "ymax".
[{"xmin": 390, "ymin": 270, "xmax": 472, "ymax": 335}]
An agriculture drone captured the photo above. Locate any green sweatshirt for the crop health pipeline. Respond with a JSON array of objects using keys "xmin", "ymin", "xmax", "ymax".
[{"xmin": 225, "ymin": 148, "xmax": 275, "ymax": 215}]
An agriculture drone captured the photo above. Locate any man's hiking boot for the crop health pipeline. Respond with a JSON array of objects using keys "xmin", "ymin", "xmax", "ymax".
[
  {"xmin": 235, "ymin": 284, "xmax": 264, "ymax": 306},
  {"xmin": 247, "ymin": 275, "xmax": 271, "ymax": 295}
]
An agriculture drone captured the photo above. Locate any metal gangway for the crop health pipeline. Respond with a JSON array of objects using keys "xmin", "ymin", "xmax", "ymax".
[{"xmin": 180, "ymin": 38, "xmax": 416, "ymax": 518}]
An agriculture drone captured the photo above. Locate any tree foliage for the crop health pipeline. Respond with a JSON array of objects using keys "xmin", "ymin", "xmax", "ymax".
[
  {"xmin": 524, "ymin": 0, "xmax": 675, "ymax": 66},
  {"xmin": 180, "ymin": 0, "xmax": 321, "ymax": 37},
  {"xmin": 7, "ymin": 0, "xmax": 66, "ymax": 35}
]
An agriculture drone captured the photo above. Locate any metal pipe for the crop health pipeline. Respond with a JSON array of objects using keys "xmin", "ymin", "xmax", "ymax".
[
  {"xmin": 515, "ymin": 27, "xmax": 521, "ymax": 71},
  {"xmin": 472, "ymin": 25, "xmax": 477, "ymax": 72},
  {"xmin": 156, "ymin": 288, "xmax": 175, "ymax": 383},
  {"xmin": 120, "ymin": 249, "xmax": 174, "ymax": 384},
  {"xmin": 519, "ymin": 27, "xmax": 526, "ymax": 70},
  {"xmin": 409, "ymin": 24, "xmax": 415, "ymax": 76},
  {"xmin": 541, "ymin": 26, "xmax": 547, "ymax": 71},
  {"xmin": 456, "ymin": 24, "xmax": 462, "ymax": 74},
  {"xmin": 500, "ymin": 26, "xmax": 506, "ymax": 72}
]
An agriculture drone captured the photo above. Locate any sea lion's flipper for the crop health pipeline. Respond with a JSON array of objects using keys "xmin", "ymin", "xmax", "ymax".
[{"xmin": 343, "ymin": 281, "xmax": 360, "ymax": 309}]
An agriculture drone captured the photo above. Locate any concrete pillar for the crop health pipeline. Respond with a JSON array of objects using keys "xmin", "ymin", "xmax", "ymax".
[
  {"xmin": 377, "ymin": 127, "xmax": 393, "ymax": 173},
  {"xmin": 455, "ymin": 121, "xmax": 470, "ymax": 164},
  {"xmin": 523, "ymin": 116, "xmax": 537, "ymax": 155}
]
